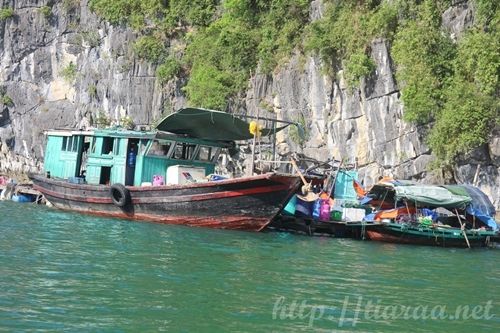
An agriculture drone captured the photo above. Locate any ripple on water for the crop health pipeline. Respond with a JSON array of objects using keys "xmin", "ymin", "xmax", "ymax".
[{"xmin": 0, "ymin": 201, "xmax": 499, "ymax": 332}]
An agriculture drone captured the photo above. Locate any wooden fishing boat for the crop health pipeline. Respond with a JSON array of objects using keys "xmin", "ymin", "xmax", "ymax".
[
  {"xmin": 31, "ymin": 172, "xmax": 297, "ymax": 231},
  {"xmin": 30, "ymin": 108, "xmax": 300, "ymax": 231},
  {"xmin": 367, "ymin": 222, "xmax": 497, "ymax": 248},
  {"xmin": 365, "ymin": 180, "xmax": 499, "ymax": 247},
  {"xmin": 267, "ymin": 162, "xmax": 373, "ymax": 238}
]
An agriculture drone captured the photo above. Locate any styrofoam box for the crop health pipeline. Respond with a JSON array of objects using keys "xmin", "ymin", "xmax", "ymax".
[
  {"xmin": 342, "ymin": 208, "xmax": 366, "ymax": 222},
  {"xmin": 166, "ymin": 165, "xmax": 206, "ymax": 185}
]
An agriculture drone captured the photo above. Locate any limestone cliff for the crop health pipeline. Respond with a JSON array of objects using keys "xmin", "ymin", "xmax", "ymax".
[{"xmin": 0, "ymin": 0, "xmax": 498, "ymax": 208}]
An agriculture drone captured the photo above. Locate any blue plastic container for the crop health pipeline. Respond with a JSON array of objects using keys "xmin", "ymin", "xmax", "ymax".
[
  {"xmin": 283, "ymin": 195, "xmax": 297, "ymax": 216},
  {"xmin": 295, "ymin": 197, "xmax": 313, "ymax": 217},
  {"xmin": 312, "ymin": 199, "xmax": 321, "ymax": 220},
  {"xmin": 68, "ymin": 177, "xmax": 86, "ymax": 184},
  {"xmin": 11, "ymin": 194, "xmax": 34, "ymax": 203}
]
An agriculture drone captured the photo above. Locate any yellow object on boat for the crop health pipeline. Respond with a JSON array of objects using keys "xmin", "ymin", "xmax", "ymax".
[{"xmin": 249, "ymin": 121, "xmax": 261, "ymax": 137}]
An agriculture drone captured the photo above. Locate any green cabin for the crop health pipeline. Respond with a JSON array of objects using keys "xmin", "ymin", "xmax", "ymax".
[
  {"xmin": 42, "ymin": 107, "xmax": 294, "ymax": 186},
  {"xmin": 44, "ymin": 128, "xmax": 229, "ymax": 186}
]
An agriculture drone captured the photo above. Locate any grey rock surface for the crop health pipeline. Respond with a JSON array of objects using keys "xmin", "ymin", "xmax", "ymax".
[{"xmin": 442, "ymin": 1, "xmax": 474, "ymax": 41}]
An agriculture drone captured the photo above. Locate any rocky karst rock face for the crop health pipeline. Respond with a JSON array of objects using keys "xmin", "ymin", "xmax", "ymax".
[
  {"xmin": 0, "ymin": 0, "xmax": 498, "ymax": 208},
  {"xmin": 0, "ymin": 0, "xmax": 169, "ymax": 161}
]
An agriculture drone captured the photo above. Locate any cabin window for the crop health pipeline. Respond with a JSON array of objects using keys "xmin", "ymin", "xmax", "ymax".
[
  {"xmin": 196, "ymin": 146, "xmax": 217, "ymax": 162},
  {"xmin": 102, "ymin": 137, "xmax": 114, "ymax": 155},
  {"xmin": 172, "ymin": 142, "xmax": 196, "ymax": 160},
  {"xmin": 147, "ymin": 140, "xmax": 173, "ymax": 157},
  {"xmin": 62, "ymin": 136, "xmax": 78, "ymax": 152}
]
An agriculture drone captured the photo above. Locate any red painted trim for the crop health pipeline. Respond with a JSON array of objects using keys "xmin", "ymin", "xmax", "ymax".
[
  {"xmin": 366, "ymin": 230, "xmax": 406, "ymax": 243},
  {"xmin": 132, "ymin": 184, "xmax": 289, "ymax": 204},
  {"xmin": 47, "ymin": 207, "xmax": 270, "ymax": 231},
  {"xmin": 31, "ymin": 173, "xmax": 298, "ymax": 192},
  {"xmin": 33, "ymin": 185, "xmax": 112, "ymax": 203},
  {"xmin": 34, "ymin": 184, "xmax": 290, "ymax": 204}
]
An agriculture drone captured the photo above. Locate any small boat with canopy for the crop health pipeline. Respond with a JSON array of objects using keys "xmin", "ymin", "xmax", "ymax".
[{"xmin": 365, "ymin": 179, "xmax": 498, "ymax": 247}]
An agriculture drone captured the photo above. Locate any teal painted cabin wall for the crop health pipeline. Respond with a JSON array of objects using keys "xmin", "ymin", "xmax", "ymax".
[
  {"xmin": 44, "ymin": 136, "xmax": 63, "ymax": 176},
  {"xmin": 44, "ymin": 135, "xmax": 83, "ymax": 179},
  {"xmin": 44, "ymin": 130, "xmax": 223, "ymax": 186},
  {"xmin": 134, "ymin": 156, "xmax": 215, "ymax": 186},
  {"xmin": 86, "ymin": 137, "xmax": 129, "ymax": 185},
  {"xmin": 110, "ymin": 138, "xmax": 127, "ymax": 185}
]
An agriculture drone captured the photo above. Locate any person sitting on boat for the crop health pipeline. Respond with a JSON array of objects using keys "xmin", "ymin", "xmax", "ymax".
[{"xmin": 79, "ymin": 170, "xmax": 87, "ymax": 182}]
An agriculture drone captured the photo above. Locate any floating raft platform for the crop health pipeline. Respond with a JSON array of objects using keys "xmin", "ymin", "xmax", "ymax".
[
  {"xmin": 0, "ymin": 183, "xmax": 45, "ymax": 203},
  {"xmin": 267, "ymin": 214, "xmax": 377, "ymax": 239}
]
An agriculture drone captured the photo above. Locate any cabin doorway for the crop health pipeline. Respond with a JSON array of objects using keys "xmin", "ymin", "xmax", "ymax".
[
  {"xmin": 100, "ymin": 166, "xmax": 111, "ymax": 185},
  {"xmin": 125, "ymin": 139, "xmax": 139, "ymax": 186},
  {"xmin": 78, "ymin": 137, "xmax": 91, "ymax": 179}
]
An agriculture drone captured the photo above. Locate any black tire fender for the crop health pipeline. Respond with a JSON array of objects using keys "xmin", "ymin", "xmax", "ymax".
[{"xmin": 110, "ymin": 183, "xmax": 130, "ymax": 207}]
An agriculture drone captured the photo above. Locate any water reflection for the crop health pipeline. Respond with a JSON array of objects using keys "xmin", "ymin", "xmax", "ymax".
[{"xmin": 0, "ymin": 201, "xmax": 498, "ymax": 332}]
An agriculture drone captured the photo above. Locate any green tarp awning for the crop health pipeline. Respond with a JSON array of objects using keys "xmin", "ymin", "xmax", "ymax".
[
  {"xmin": 395, "ymin": 185, "xmax": 472, "ymax": 209},
  {"xmin": 155, "ymin": 108, "xmax": 290, "ymax": 141}
]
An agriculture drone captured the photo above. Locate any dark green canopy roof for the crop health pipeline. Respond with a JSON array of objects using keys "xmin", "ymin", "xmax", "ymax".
[
  {"xmin": 370, "ymin": 180, "xmax": 472, "ymax": 209},
  {"xmin": 394, "ymin": 184, "xmax": 472, "ymax": 209},
  {"xmin": 155, "ymin": 107, "xmax": 291, "ymax": 141}
]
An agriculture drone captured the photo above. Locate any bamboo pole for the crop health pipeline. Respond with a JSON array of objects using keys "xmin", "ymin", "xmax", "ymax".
[
  {"xmin": 405, "ymin": 200, "xmax": 411, "ymax": 216},
  {"xmin": 377, "ymin": 188, "xmax": 389, "ymax": 212},
  {"xmin": 455, "ymin": 209, "xmax": 471, "ymax": 248},
  {"xmin": 329, "ymin": 159, "xmax": 343, "ymax": 198},
  {"xmin": 250, "ymin": 109, "xmax": 260, "ymax": 176},
  {"xmin": 272, "ymin": 121, "xmax": 276, "ymax": 170},
  {"xmin": 473, "ymin": 164, "xmax": 481, "ymax": 186},
  {"xmin": 290, "ymin": 158, "xmax": 309, "ymax": 187}
]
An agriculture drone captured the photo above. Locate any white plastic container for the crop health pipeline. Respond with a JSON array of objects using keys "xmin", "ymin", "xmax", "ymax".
[
  {"xmin": 342, "ymin": 208, "xmax": 366, "ymax": 222},
  {"xmin": 166, "ymin": 165, "xmax": 206, "ymax": 185}
]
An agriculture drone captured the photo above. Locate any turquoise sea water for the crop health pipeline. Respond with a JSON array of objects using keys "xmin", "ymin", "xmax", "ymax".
[{"xmin": 0, "ymin": 200, "xmax": 498, "ymax": 332}]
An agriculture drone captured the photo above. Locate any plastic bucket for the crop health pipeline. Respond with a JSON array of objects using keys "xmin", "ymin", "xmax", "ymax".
[
  {"xmin": 330, "ymin": 210, "xmax": 343, "ymax": 221},
  {"xmin": 152, "ymin": 175, "xmax": 164, "ymax": 186}
]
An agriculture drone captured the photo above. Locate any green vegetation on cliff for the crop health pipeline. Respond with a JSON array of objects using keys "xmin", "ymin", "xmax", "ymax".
[
  {"xmin": 0, "ymin": 7, "xmax": 14, "ymax": 20},
  {"xmin": 88, "ymin": 0, "xmax": 499, "ymax": 164},
  {"xmin": 306, "ymin": 1, "xmax": 398, "ymax": 86},
  {"xmin": 391, "ymin": 0, "xmax": 499, "ymax": 164},
  {"xmin": 89, "ymin": 0, "xmax": 310, "ymax": 109},
  {"xmin": 427, "ymin": 28, "xmax": 499, "ymax": 163}
]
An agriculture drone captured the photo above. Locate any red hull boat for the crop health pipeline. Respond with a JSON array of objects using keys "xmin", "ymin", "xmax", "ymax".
[{"xmin": 31, "ymin": 173, "xmax": 299, "ymax": 231}]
